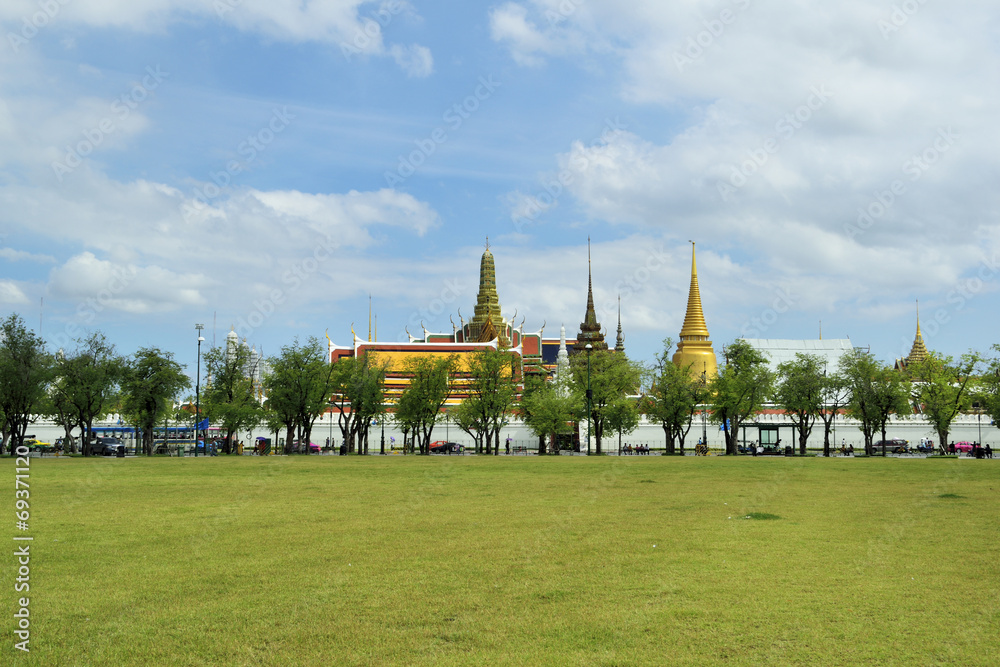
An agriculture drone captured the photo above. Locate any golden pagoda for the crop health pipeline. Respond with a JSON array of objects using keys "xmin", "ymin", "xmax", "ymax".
[
  {"xmin": 672, "ymin": 241, "xmax": 717, "ymax": 378},
  {"xmin": 896, "ymin": 301, "xmax": 928, "ymax": 373},
  {"xmin": 466, "ymin": 238, "xmax": 508, "ymax": 344}
]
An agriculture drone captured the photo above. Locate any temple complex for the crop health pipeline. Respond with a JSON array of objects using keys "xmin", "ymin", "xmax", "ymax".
[
  {"xmin": 328, "ymin": 240, "xmax": 546, "ymax": 405},
  {"xmin": 672, "ymin": 242, "xmax": 718, "ymax": 378}
]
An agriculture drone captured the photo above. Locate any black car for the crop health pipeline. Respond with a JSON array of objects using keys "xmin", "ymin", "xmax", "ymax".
[{"xmin": 93, "ymin": 437, "xmax": 125, "ymax": 456}]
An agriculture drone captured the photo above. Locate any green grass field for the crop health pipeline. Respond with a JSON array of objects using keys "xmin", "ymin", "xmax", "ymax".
[{"xmin": 4, "ymin": 455, "xmax": 998, "ymax": 665}]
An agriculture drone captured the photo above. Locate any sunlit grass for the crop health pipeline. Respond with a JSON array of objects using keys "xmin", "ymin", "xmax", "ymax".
[{"xmin": 4, "ymin": 455, "xmax": 999, "ymax": 665}]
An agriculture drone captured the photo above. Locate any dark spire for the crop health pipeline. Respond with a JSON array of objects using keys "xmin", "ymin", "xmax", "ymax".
[
  {"xmin": 615, "ymin": 294, "xmax": 625, "ymax": 353},
  {"xmin": 574, "ymin": 237, "xmax": 607, "ymax": 352}
]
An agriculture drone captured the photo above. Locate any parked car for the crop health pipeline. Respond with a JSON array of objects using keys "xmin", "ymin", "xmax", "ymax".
[
  {"xmin": 289, "ymin": 440, "xmax": 321, "ymax": 454},
  {"xmin": 953, "ymin": 441, "xmax": 973, "ymax": 453},
  {"xmin": 874, "ymin": 438, "xmax": 909, "ymax": 453},
  {"xmin": 429, "ymin": 441, "xmax": 464, "ymax": 454},
  {"xmin": 93, "ymin": 437, "xmax": 125, "ymax": 456}
]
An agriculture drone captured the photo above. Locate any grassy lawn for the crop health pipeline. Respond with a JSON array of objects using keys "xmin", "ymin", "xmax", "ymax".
[{"xmin": 3, "ymin": 455, "xmax": 998, "ymax": 665}]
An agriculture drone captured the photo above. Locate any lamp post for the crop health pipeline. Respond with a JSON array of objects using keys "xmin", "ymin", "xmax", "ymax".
[
  {"xmin": 328, "ymin": 401, "xmax": 334, "ymax": 454},
  {"xmin": 585, "ymin": 343, "xmax": 593, "ymax": 455},
  {"xmin": 195, "ymin": 323, "xmax": 204, "ymax": 457},
  {"xmin": 380, "ymin": 415, "xmax": 386, "ymax": 455},
  {"xmin": 973, "ymin": 401, "xmax": 982, "ymax": 446},
  {"xmin": 701, "ymin": 364, "xmax": 708, "ymax": 452}
]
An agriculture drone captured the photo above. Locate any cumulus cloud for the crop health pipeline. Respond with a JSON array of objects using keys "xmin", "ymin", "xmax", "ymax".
[
  {"xmin": 389, "ymin": 43, "xmax": 433, "ymax": 78},
  {"xmin": 489, "ymin": 1, "xmax": 595, "ymax": 66},
  {"xmin": 496, "ymin": 0, "xmax": 1000, "ymax": 339},
  {"xmin": 48, "ymin": 252, "xmax": 206, "ymax": 314},
  {"xmin": 0, "ymin": 280, "xmax": 29, "ymax": 304},
  {"xmin": 0, "ymin": 0, "xmax": 431, "ymax": 76}
]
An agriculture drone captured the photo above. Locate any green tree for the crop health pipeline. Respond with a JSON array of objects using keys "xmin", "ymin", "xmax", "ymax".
[
  {"xmin": 328, "ymin": 352, "xmax": 390, "ymax": 454},
  {"xmin": 457, "ymin": 346, "xmax": 520, "ymax": 455},
  {"xmin": 0, "ymin": 314, "xmax": 53, "ymax": 455},
  {"xmin": 817, "ymin": 372, "xmax": 849, "ymax": 457},
  {"xmin": 120, "ymin": 347, "xmax": 191, "ymax": 456},
  {"xmin": 840, "ymin": 349, "xmax": 911, "ymax": 455},
  {"xmin": 775, "ymin": 353, "xmax": 825, "ymax": 455},
  {"xmin": 709, "ymin": 340, "xmax": 774, "ymax": 455},
  {"xmin": 570, "ymin": 349, "xmax": 642, "ymax": 454},
  {"xmin": 910, "ymin": 351, "xmax": 980, "ymax": 451},
  {"xmin": 202, "ymin": 343, "xmax": 264, "ymax": 454},
  {"xmin": 395, "ymin": 355, "xmax": 458, "ymax": 455},
  {"xmin": 978, "ymin": 344, "xmax": 1000, "ymax": 439},
  {"xmin": 520, "ymin": 380, "xmax": 578, "ymax": 454},
  {"xmin": 642, "ymin": 338, "xmax": 705, "ymax": 454},
  {"xmin": 606, "ymin": 397, "xmax": 640, "ymax": 454},
  {"xmin": 264, "ymin": 337, "xmax": 340, "ymax": 454},
  {"xmin": 54, "ymin": 332, "xmax": 122, "ymax": 456}
]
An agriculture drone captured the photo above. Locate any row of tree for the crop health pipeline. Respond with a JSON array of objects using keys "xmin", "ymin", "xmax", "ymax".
[
  {"xmin": 644, "ymin": 339, "xmax": 999, "ymax": 457},
  {"xmin": 0, "ymin": 315, "xmax": 189, "ymax": 456},
  {"xmin": 3, "ymin": 308, "xmax": 1000, "ymax": 457}
]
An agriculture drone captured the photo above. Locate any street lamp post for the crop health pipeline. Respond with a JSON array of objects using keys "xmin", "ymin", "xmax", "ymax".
[
  {"xmin": 585, "ymin": 343, "xmax": 593, "ymax": 455},
  {"xmin": 701, "ymin": 364, "xmax": 708, "ymax": 453},
  {"xmin": 195, "ymin": 323, "xmax": 204, "ymax": 457},
  {"xmin": 380, "ymin": 416, "xmax": 386, "ymax": 455},
  {"xmin": 974, "ymin": 401, "xmax": 982, "ymax": 446}
]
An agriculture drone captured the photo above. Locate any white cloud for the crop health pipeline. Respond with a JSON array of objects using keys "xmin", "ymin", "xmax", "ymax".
[
  {"xmin": 496, "ymin": 0, "xmax": 1000, "ymax": 335},
  {"xmin": 0, "ymin": 0, "xmax": 431, "ymax": 76},
  {"xmin": 0, "ymin": 248, "xmax": 55, "ymax": 263},
  {"xmin": 0, "ymin": 280, "xmax": 29, "ymax": 304},
  {"xmin": 48, "ymin": 252, "xmax": 206, "ymax": 314},
  {"xmin": 389, "ymin": 43, "xmax": 433, "ymax": 78},
  {"xmin": 488, "ymin": 1, "xmax": 595, "ymax": 66}
]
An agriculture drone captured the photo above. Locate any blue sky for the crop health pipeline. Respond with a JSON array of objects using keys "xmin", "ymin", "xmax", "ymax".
[{"xmin": 1, "ymin": 0, "xmax": 998, "ymax": 381}]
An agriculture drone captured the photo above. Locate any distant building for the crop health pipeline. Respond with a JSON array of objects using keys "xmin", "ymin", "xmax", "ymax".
[
  {"xmin": 328, "ymin": 241, "xmax": 545, "ymax": 405},
  {"xmin": 740, "ymin": 337, "xmax": 855, "ymax": 374}
]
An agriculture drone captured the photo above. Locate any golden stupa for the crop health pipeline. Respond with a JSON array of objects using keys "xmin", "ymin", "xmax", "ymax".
[
  {"xmin": 672, "ymin": 242, "xmax": 718, "ymax": 378},
  {"xmin": 466, "ymin": 239, "xmax": 508, "ymax": 344}
]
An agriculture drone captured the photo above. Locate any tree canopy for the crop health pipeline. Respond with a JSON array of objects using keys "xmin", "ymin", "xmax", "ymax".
[
  {"xmin": 775, "ymin": 353, "xmax": 826, "ymax": 455},
  {"xmin": 120, "ymin": 347, "xmax": 190, "ymax": 456},
  {"xmin": 569, "ymin": 349, "xmax": 642, "ymax": 454},
  {"xmin": 395, "ymin": 355, "xmax": 458, "ymax": 455},
  {"xmin": 201, "ymin": 343, "xmax": 263, "ymax": 453},
  {"xmin": 0, "ymin": 314, "xmax": 52, "ymax": 455},
  {"xmin": 642, "ymin": 338, "xmax": 705, "ymax": 454},
  {"xmin": 709, "ymin": 339, "xmax": 774, "ymax": 455}
]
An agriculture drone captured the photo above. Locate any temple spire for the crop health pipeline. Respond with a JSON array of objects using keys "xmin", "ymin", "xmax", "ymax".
[
  {"xmin": 574, "ymin": 237, "xmax": 607, "ymax": 352},
  {"xmin": 906, "ymin": 299, "xmax": 928, "ymax": 365},
  {"xmin": 615, "ymin": 294, "xmax": 625, "ymax": 353},
  {"xmin": 468, "ymin": 240, "xmax": 507, "ymax": 343},
  {"xmin": 672, "ymin": 241, "xmax": 717, "ymax": 377}
]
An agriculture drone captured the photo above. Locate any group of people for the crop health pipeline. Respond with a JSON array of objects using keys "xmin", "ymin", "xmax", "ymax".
[
  {"xmin": 949, "ymin": 442, "xmax": 994, "ymax": 458},
  {"xmin": 621, "ymin": 443, "xmax": 650, "ymax": 455}
]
